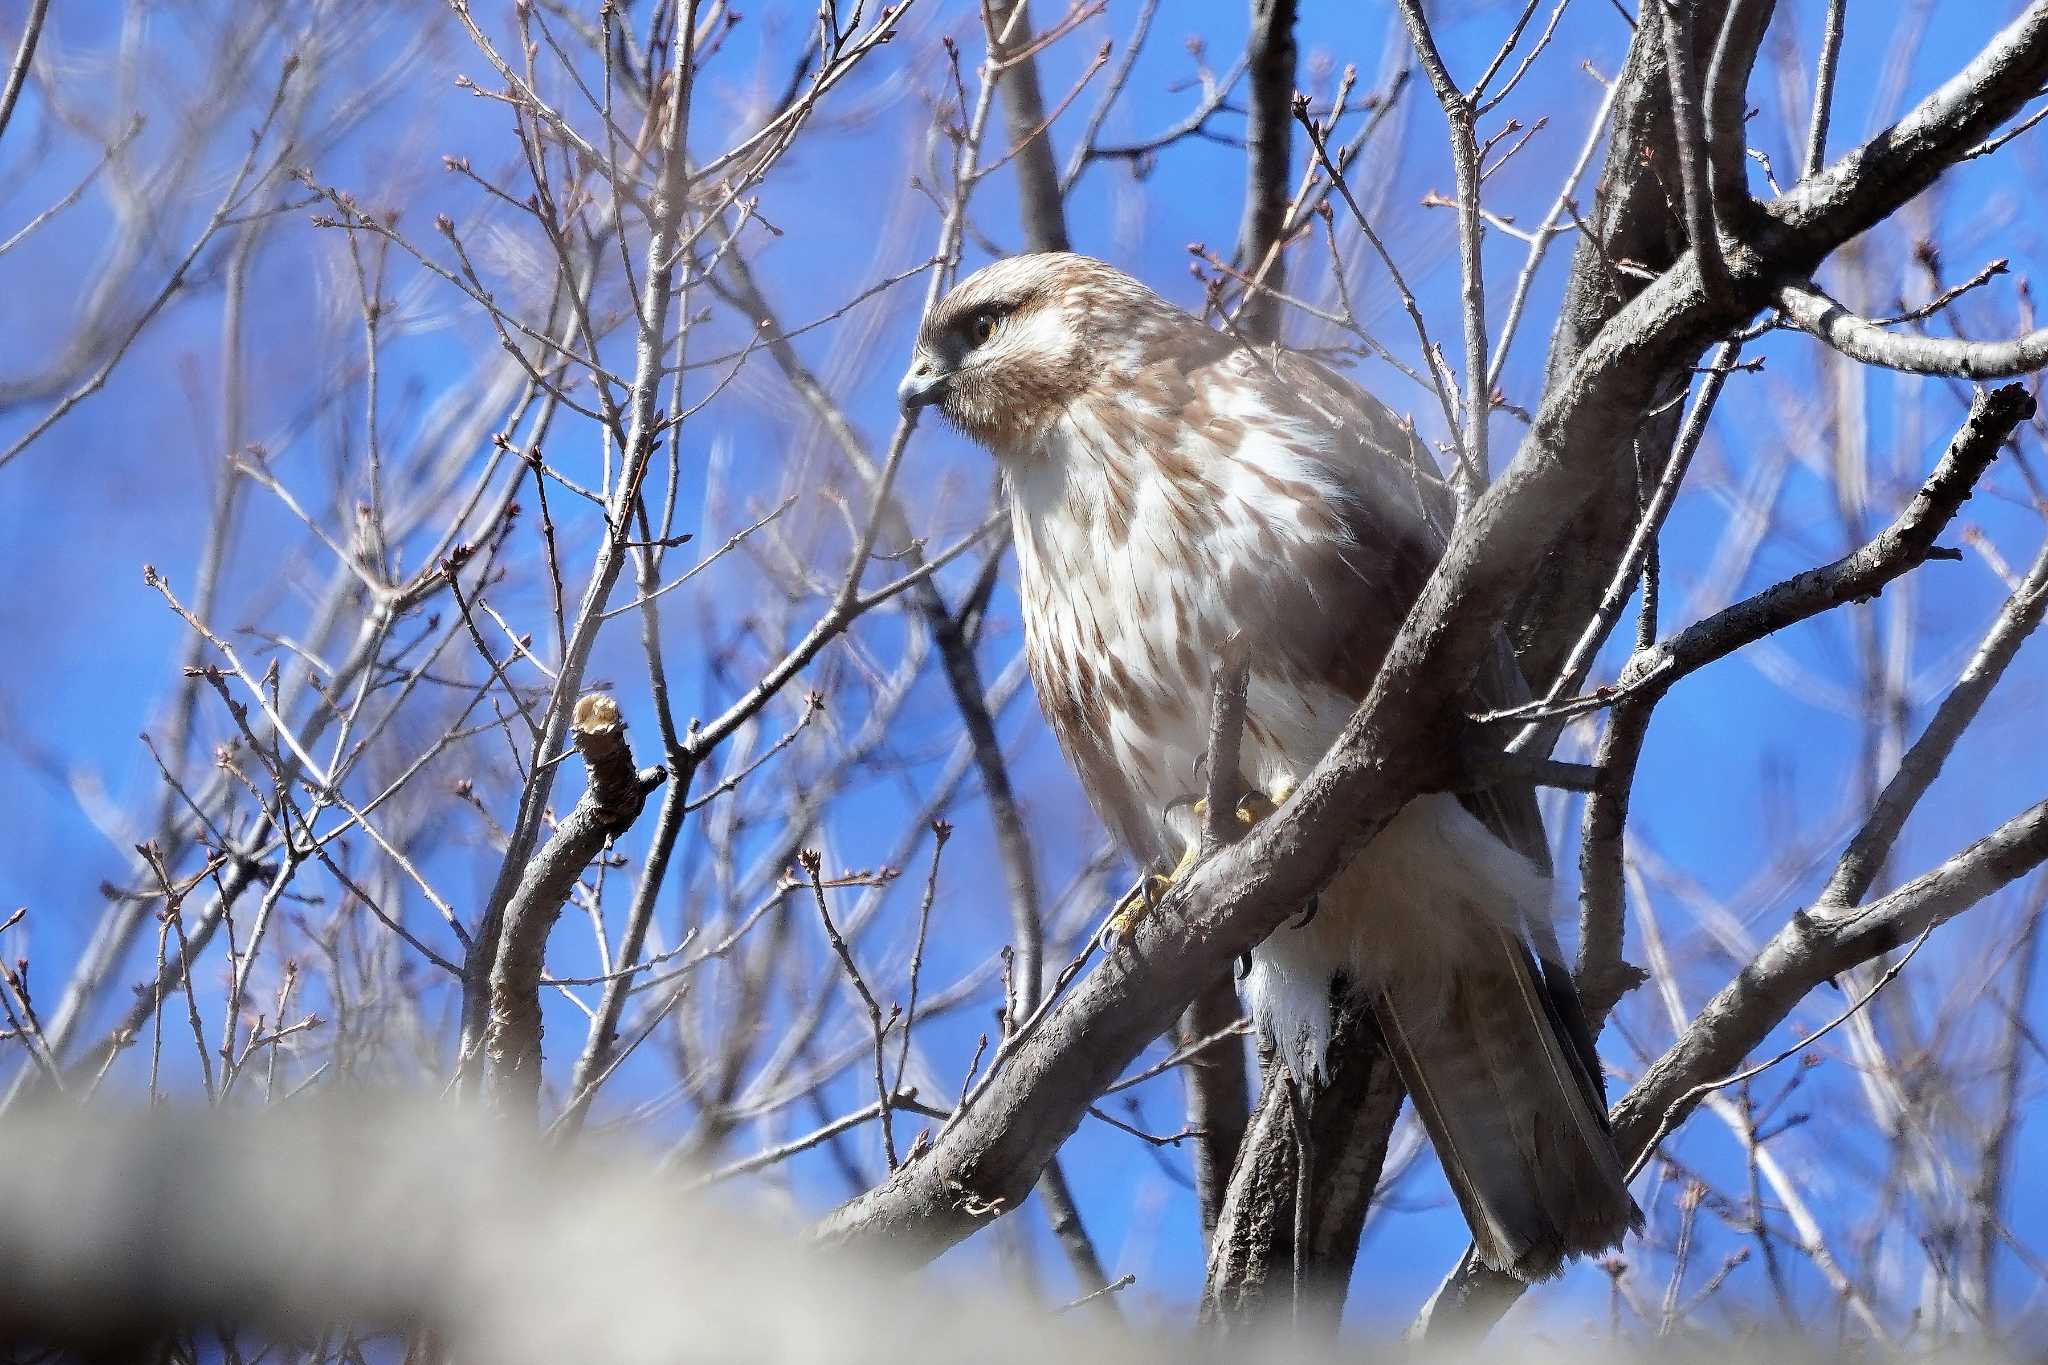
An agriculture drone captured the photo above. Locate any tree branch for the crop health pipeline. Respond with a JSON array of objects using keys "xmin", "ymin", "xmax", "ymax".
[
  {"xmin": 1778, "ymin": 280, "xmax": 2048, "ymax": 379},
  {"xmin": 1233, "ymin": 0, "xmax": 1298, "ymax": 342},
  {"xmin": 1395, "ymin": 0, "xmax": 1491, "ymax": 498},
  {"xmin": 0, "ymin": 0, "xmax": 52, "ymax": 152},
  {"xmin": 1657, "ymin": 0, "xmax": 1731, "ymax": 299},
  {"xmin": 1199, "ymin": 1006, "xmax": 1402, "ymax": 1334},
  {"xmin": 1183, "ymin": 645, "xmax": 1254, "ymax": 1246},
  {"xmin": 1509, "ymin": 0, "xmax": 1726, "ymax": 681},
  {"xmin": 485, "ymin": 695, "xmax": 665, "ymax": 1117},
  {"xmin": 1424, "ymin": 798, "xmax": 2048, "ymax": 1340},
  {"xmin": 1821, "ymin": 530, "xmax": 2048, "ymax": 906},
  {"xmin": 1580, "ymin": 381, "xmax": 2030, "ymax": 1014},
  {"xmin": 459, "ymin": 0, "xmax": 708, "ymax": 1083},
  {"xmin": 1704, "ymin": 0, "xmax": 1775, "ymax": 223},
  {"xmin": 1615, "ymin": 797, "xmax": 2048, "ymax": 1167},
  {"xmin": 986, "ymin": 0, "xmax": 1073, "ymax": 254}
]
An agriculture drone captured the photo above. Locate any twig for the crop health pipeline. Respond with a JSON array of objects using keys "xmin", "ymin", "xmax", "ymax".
[
  {"xmin": 1394, "ymin": 0, "xmax": 1491, "ymax": 502},
  {"xmin": 0, "ymin": 0, "xmax": 53, "ymax": 149},
  {"xmin": 894, "ymin": 822, "xmax": 952, "ymax": 1114},
  {"xmin": 802, "ymin": 849, "xmax": 900, "ymax": 1169},
  {"xmin": 1626, "ymin": 925, "xmax": 1937, "ymax": 1184},
  {"xmin": 1803, "ymin": 0, "xmax": 1847, "ymax": 178},
  {"xmin": 684, "ymin": 1089, "xmax": 938, "ymax": 1188},
  {"xmin": 0, "ymin": 57, "xmax": 300, "ymax": 472},
  {"xmin": 1055, "ymin": 1273, "xmax": 1135, "ymax": 1314}
]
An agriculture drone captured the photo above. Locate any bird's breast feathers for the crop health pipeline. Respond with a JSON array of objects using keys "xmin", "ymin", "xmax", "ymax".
[{"xmin": 1004, "ymin": 375, "xmax": 1369, "ymax": 862}]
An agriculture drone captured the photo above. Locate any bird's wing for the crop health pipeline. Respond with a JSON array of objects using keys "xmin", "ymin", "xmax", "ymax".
[
  {"xmin": 1230, "ymin": 338, "xmax": 1616, "ymax": 1084},
  {"xmin": 1232, "ymin": 346, "xmax": 1555, "ymax": 863}
]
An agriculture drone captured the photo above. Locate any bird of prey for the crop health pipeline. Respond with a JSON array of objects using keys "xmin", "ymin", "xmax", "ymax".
[{"xmin": 897, "ymin": 252, "xmax": 1638, "ymax": 1280}]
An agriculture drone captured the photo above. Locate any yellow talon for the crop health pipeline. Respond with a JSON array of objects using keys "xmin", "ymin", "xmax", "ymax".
[
  {"xmin": 1233, "ymin": 775, "xmax": 1294, "ymax": 827},
  {"xmin": 1102, "ymin": 778, "xmax": 1295, "ymax": 949},
  {"xmin": 1102, "ymin": 885, "xmax": 1147, "ymax": 946},
  {"xmin": 1104, "ymin": 841, "xmax": 1201, "ymax": 946}
]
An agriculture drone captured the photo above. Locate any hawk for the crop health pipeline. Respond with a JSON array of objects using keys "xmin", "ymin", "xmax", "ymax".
[{"xmin": 898, "ymin": 252, "xmax": 1637, "ymax": 1279}]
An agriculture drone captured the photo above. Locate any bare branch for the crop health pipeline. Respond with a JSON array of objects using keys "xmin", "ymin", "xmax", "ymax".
[
  {"xmin": 485, "ymin": 695, "xmax": 665, "ymax": 1117},
  {"xmin": 1615, "ymin": 797, "xmax": 2048, "ymax": 1169},
  {"xmin": 1778, "ymin": 280, "xmax": 2048, "ymax": 379},
  {"xmin": 0, "ymin": 0, "xmax": 51, "ymax": 149},
  {"xmin": 1821, "ymin": 531, "xmax": 2048, "ymax": 906},
  {"xmin": 985, "ymin": 0, "xmax": 1074, "ymax": 253},
  {"xmin": 1233, "ymin": 0, "xmax": 1298, "ymax": 343},
  {"xmin": 1394, "ymin": 0, "xmax": 1491, "ymax": 499}
]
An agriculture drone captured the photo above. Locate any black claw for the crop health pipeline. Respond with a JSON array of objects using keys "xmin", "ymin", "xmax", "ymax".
[
  {"xmin": 1235, "ymin": 951, "xmax": 1252, "ymax": 980},
  {"xmin": 1290, "ymin": 894, "xmax": 1320, "ymax": 929}
]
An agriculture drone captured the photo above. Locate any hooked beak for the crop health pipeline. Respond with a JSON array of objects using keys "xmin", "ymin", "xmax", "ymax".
[{"xmin": 897, "ymin": 356, "xmax": 950, "ymax": 412}]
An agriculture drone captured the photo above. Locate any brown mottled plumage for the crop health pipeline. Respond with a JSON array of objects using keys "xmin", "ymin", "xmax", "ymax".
[{"xmin": 900, "ymin": 253, "xmax": 1639, "ymax": 1279}]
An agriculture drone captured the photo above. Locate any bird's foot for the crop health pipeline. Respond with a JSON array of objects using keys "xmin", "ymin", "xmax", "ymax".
[
  {"xmin": 1232, "ymin": 777, "xmax": 1317, "ymax": 926},
  {"xmin": 1102, "ymin": 778, "xmax": 1299, "ymax": 949},
  {"xmin": 1102, "ymin": 841, "xmax": 1201, "ymax": 949},
  {"xmin": 1232, "ymin": 774, "xmax": 1294, "ymax": 828}
]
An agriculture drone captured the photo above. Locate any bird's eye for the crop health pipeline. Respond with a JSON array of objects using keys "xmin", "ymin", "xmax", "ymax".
[{"xmin": 969, "ymin": 311, "xmax": 998, "ymax": 345}]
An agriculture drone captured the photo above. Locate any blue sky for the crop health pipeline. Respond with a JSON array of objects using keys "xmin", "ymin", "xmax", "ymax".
[{"xmin": 3, "ymin": 0, "xmax": 2046, "ymax": 1337}]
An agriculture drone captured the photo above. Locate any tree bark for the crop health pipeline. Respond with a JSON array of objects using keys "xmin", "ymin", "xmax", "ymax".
[{"xmin": 1200, "ymin": 1005, "xmax": 1401, "ymax": 1334}]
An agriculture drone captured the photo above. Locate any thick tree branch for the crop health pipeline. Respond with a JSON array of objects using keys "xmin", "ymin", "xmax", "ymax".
[
  {"xmin": 1658, "ymin": 0, "xmax": 1732, "ymax": 299},
  {"xmin": 1199, "ymin": 1007, "xmax": 1402, "ymax": 1335},
  {"xmin": 1614, "ymin": 798, "xmax": 2048, "ymax": 1167},
  {"xmin": 1509, "ymin": 0, "xmax": 1726, "ymax": 681},
  {"xmin": 1704, "ymin": 0, "xmax": 1776, "ymax": 223},
  {"xmin": 1769, "ymin": 5, "xmax": 2048, "ymax": 246}
]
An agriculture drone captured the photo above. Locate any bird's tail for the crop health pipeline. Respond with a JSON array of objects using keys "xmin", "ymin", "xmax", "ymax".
[
  {"xmin": 1245, "ymin": 793, "xmax": 1640, "ymax": 1279},
  {"xmin": 1373, "ymin": 925, "xmax": 1641, "ymax": 1280}
]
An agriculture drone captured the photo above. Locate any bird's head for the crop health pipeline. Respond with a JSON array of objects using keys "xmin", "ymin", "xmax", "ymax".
[{"xmin": 898, "ymin": 252, "xmax": 1183, "ymax": 453}]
